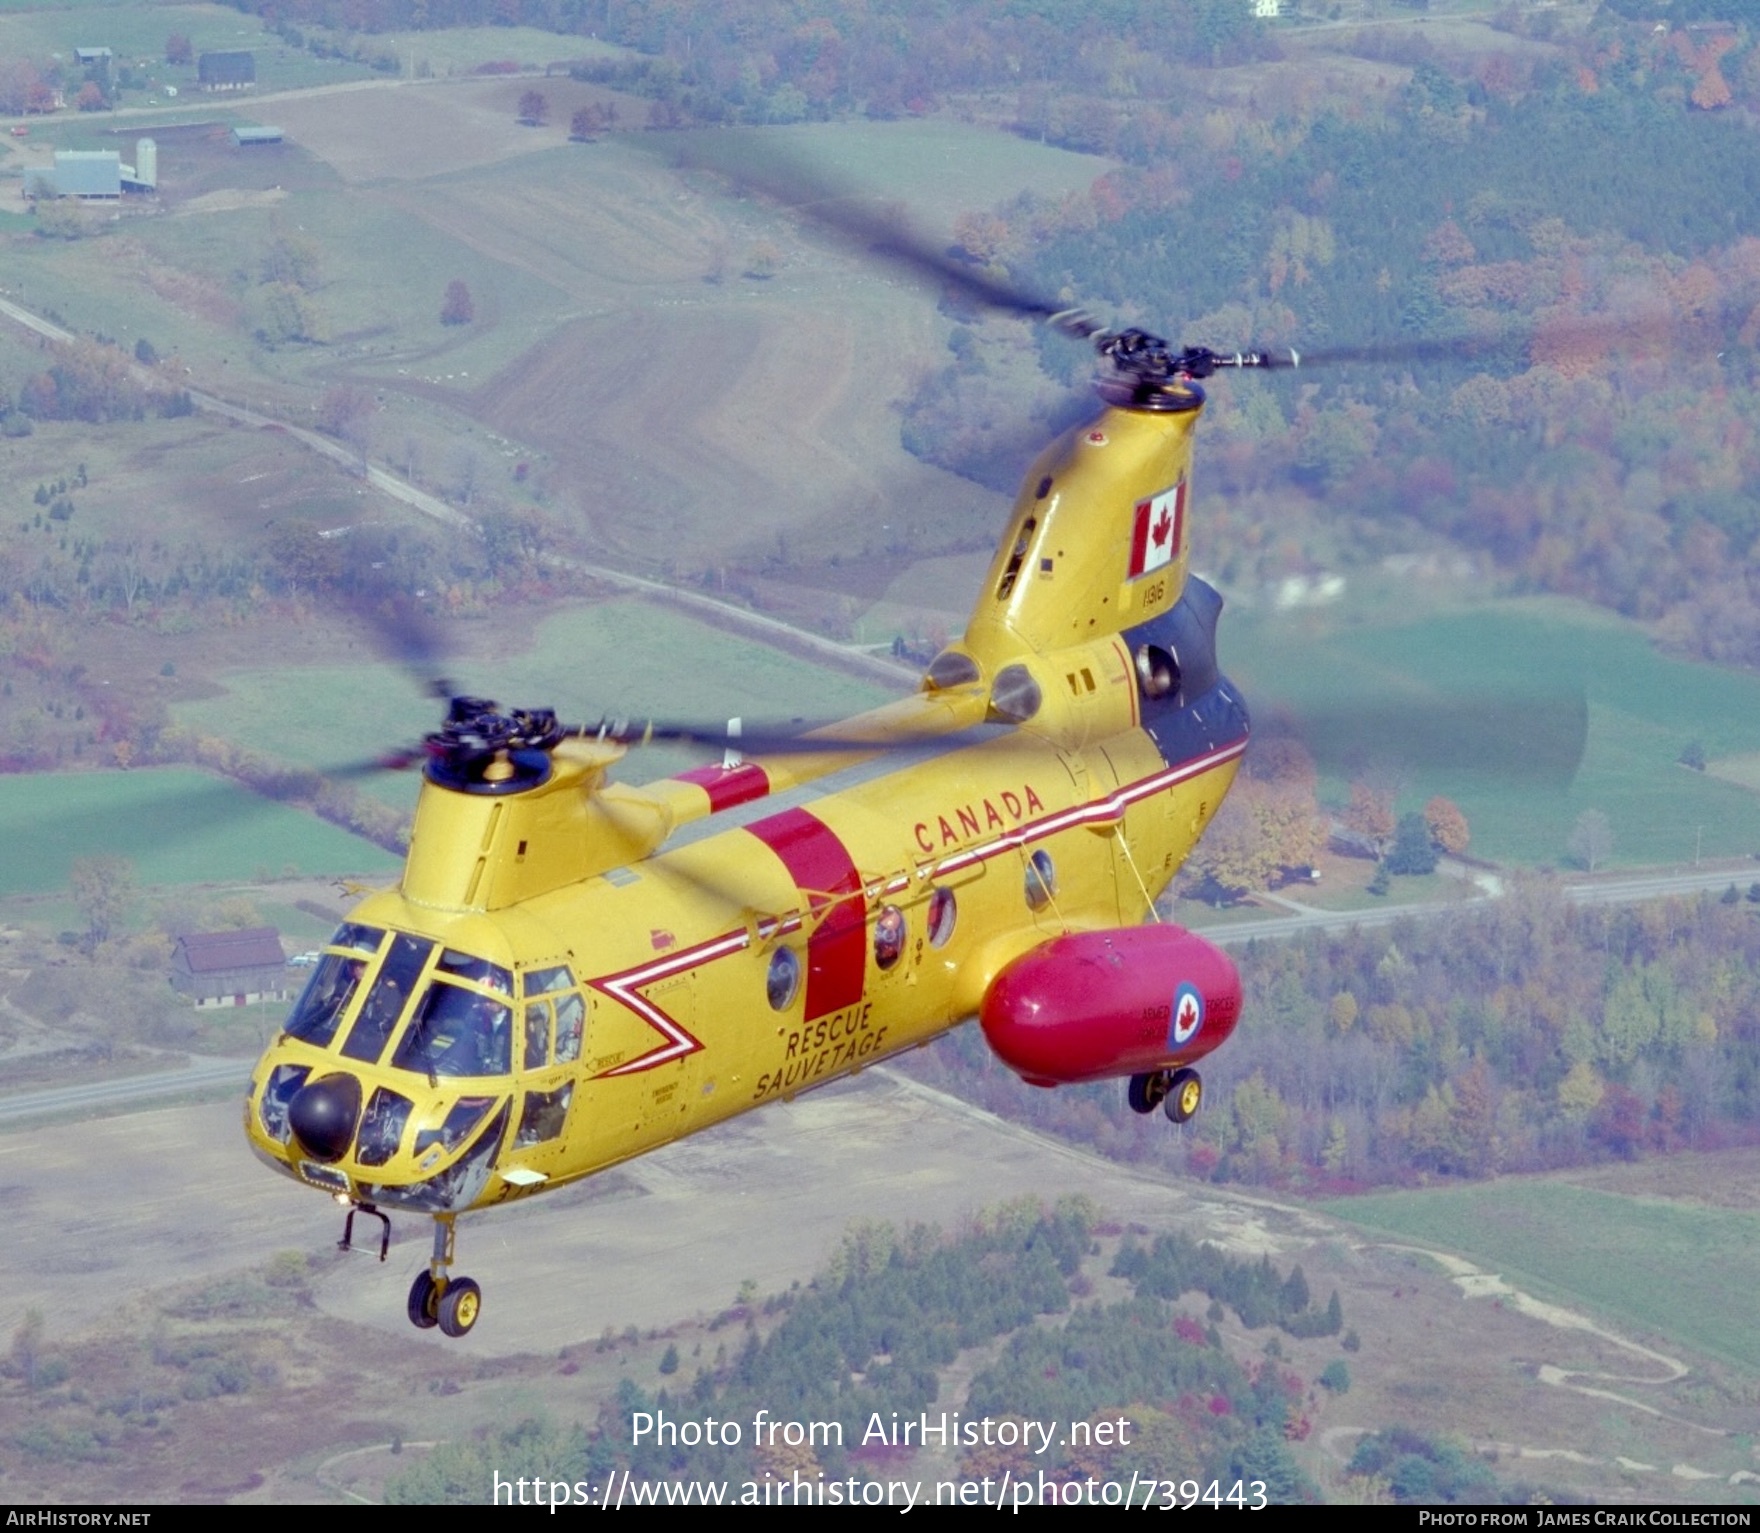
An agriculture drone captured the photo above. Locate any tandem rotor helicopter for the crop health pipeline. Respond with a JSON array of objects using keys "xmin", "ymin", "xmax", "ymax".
[{"xmin": 243, "ymin": 172, "xmax": 1582, "ymax": 1340}]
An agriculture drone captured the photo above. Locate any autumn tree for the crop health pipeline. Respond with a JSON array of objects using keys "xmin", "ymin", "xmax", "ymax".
[
  {"xmin": 75, "ymin": 81, "xmax": 107, "ymax": 112},
  {"xmin": 517, "ymin": 89, "xmax": 547, "ymax": 125},
  {"xmin": 1343, "ymin": 780, "xmax": 1396, "ymax": 856},
  {"xmin": 1423, "ymin": 796, "xmax": 1470, "ymax": 856},
  {"xmin": 440, "ymin": 279, "xmax": 474, "ymax": 326},
  {"xmin": 1187, "ymin": 792, "xmax": 1277, "ymax": 905},
  {"xmin": 570, "ymin": 103, "xmax": 605, "ymax": 140},
  {"xmin": 165, "ymin": 34, "xmax": 193, "ymax": 65},
  {"xmin": 70, "ymin": 855, "xmax": 136, "ymax": 954}
]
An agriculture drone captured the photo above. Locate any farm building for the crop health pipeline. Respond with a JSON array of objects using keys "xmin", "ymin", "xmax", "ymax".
[
  {"xmin": 170, "ymin": 928, "xmax": 290, "ymax": 1009},
  {"xmin": 198, "ymin": 50, "xmax": 256, "ymax": 91},
  {"xmin": 25, "ymin": 140, "xmax": 157, "ymax": 199},
  {"xmin": 33, "ymin": 150, "xmax": 120, "ymax": 199},
  {"xmin": 232, "ymin": 124, "xmax": 284, "ymax": 146}
]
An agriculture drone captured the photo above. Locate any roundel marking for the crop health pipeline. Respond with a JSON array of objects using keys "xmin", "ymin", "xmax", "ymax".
[{"xmin": 1169, "ymin": 982, "xmax": 1203, "ymax": 1048}]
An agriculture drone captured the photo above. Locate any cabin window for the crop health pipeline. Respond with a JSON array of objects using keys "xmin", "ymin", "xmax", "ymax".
[
  {"xmin": 1025, "ymin": 849, "xmax": 1058, "ymax": 910},
  {"xmin": 873, "ymin": 906, "xmax": 906, "ymax": 971},
  {"xmin": 393, "ymin": 981, "xmax": 512, "ymax": 1078},
  {"xmin": 517, "ymin": 1084, "xmax": 573, "ymax": 1146},
  {"xmin": 284, "ymin": 954, "xmax": 366, "ymax": 1048},
  {"xmin": 767, "ymin": 948, "xmax": 801, "ymax": 1011},
  {"xmin": 555, "ymin": 993, "xmax": 585, "ymax": 1064},
  {"xmin": 926, "ymin": 888, "xmax": 958, "ymax": 948},
  {"xmin": 523, "ymin": 1001, "xmax": 551, "ymax": 1070}
]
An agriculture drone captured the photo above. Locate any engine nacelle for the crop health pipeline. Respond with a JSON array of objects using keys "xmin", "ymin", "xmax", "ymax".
[{"xmin": 979, "ymin": 925, "xmax": 1242, "ymax": 1087}]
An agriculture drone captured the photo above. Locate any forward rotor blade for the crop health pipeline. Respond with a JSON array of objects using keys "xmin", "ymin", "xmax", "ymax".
[{"xmin": 585, "ymin": 717, "xmax": 983, "ymax": 759}]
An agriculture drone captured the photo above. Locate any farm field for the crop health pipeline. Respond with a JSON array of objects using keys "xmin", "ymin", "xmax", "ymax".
[
  {"xmin": 172, "ymin": 597, "xmax": 900, "ymax": 807},
  {"xmin": 339, "ymin": 24, "xmax": 628, "ymax": 74},
  {"xmin": 1316, "ymin": 1177, "xmax": 1760, "ymax": 1377},
  {"xmin": 1223, "ymin": 594, "xmax": 1760, "ymax": 869},
  {"xmin": 0, "ymin": 767, "xmax": 398, "ymax": 894},
  {"xmin": 4, "ymin": 92, "xmax": 1111, "ymax": 581},
  {"xmin": 6, "ymin": 1076, "xmax": 1760, "ymax": 1505},
  {"xmin": 0, "ymin": 2, "xmax": 373, "ymax": 98}
]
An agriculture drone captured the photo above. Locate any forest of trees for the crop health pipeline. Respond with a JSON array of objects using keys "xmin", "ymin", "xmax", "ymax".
[
  {"xmin": 385, "ymin": 1201, "xmax": 1331, "ymax": 1503},
  {"xmin": 903, "ymin": 880, "xmax": 1760, "ymax": 1191},
  {"xmin": 900, "ymin": 10, "xmax": 1760, "ymax": 668}
]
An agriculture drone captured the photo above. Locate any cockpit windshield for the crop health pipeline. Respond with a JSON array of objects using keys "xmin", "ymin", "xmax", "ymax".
[
  {"xmin": 340, "ymin": 932, "xmax": 434, "ymax": 1064},
  {"xmin": 284, "ymin": 952, "xmax": 368, "ymax": 1047},
  {"xmin": 393, "ymin": 980, "xmax": 513, "ymax": 1078}
]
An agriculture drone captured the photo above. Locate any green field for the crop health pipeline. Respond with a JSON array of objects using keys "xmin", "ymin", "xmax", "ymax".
[
  {"xmin": 0, "ymin": 3, "xmax": 373, "ymax": 95},
  {"xmin": 672, "ymin": 119, "xmax": 1114, "ymax": 229},
  {"xmin": 0, "ymin": 767, "xmax": 399, "ymax": 895},
  {"xmin": 1317, "ymin": 1180, "xmax": 1760, "ymax": 1375},
  {"xmin": 173, "ymin": 597, "xmax": 900, "ymax": 809},
  {"xmin": 353, "ymin": 25, "xmax": 627, "ymax": 74},
  {"xmin": 1223, "ymin": 595, "xmax": 1760, "ymax": 868}
]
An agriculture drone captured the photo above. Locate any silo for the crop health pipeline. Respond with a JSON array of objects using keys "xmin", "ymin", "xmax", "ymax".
[{"xmin": 135, "ymin": 138, "xmax": 157, "ymax": 188}]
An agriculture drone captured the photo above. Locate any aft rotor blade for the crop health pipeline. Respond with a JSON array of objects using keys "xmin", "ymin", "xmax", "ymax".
[
  {"xmin": 664, "ymin": 136, "xmax": 1095, "ymax": 337},
  {"xmin": 1253, "ymin": 687, "xmax": 1588, "ymax": 790},
  {"xmin": 1297, "ymin": 300, "xmax": 1752, "ymax": 373}
]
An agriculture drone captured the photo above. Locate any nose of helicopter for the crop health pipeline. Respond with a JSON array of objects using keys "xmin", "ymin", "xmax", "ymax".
[{"xmin": 287, "ymin": 1073, "xmax": 363, "ymax": 1163}]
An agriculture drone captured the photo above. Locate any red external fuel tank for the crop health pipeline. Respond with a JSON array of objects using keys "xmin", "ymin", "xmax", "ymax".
[{"xmin": 979, "ymin": 925, "xmax": 1242, "ymax": 1087}]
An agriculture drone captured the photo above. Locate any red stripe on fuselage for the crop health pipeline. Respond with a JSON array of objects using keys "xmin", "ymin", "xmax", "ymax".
[
  {"xmin": 673, "ymin": 762, "xmax": 772, "ymax": 812},
  {"xmin": 745, "ymin": 807, "xmax": 866, "ymax": 1020}
]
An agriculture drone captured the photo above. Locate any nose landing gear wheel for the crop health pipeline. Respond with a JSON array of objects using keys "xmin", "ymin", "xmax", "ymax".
[
  {"xmin": 407, "ymin": 1270, "xmax": 440, "ymax": 1330},
  {"xmin": 438, "ymin": 1277, "xmax": 482, "ymax": 1338},
  {"xmin": 1127, "ymin": 1070, "xmax": 1172, "ymax": 1115},
  {"xmin": 1164, "ymin": 1068, "xmax": 1203, "ymax": 1124}
]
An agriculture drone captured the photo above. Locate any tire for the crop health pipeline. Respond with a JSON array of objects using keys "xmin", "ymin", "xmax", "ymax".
[
  {"xmin": 407, "ymin": 1270, "xmax": 440, "ymax": 1330},
  {"xmin": 438, "ymin": 1276, "xmax": 482, "ymax": 1338},
  {"xmin": 1127, "ymin": 1071, "xmax": 1169, "ymax": 1115},
  {"xmin": 1164, "ymin": 1069, "xmax": 1203, "ymax": 1125}
]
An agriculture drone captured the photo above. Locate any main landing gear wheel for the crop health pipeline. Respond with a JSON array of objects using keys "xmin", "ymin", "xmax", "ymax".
[
  {"xmin": 1127, "ymin": 1070, "xmax": 1172, "ymax": 1115},
  {"xmin": 1165, "ymin": 1068, "xmax": 1203, "ymax": 1125},
  {"xmin": 438, "ymin": 1277, "xmax": 482, "ymax": 1338},
  {"xmin": 407, "ymin": 1270, "xmax": 440, "ymax": 1330}
]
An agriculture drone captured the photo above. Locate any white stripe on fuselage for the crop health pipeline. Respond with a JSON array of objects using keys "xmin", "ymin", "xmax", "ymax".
[{"xmin": 589, "ymin": 735, "xmax": 1248, "ymax": 1077}]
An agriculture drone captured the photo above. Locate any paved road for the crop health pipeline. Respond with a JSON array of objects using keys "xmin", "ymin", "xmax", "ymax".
[
  {"xmin": 0, "ymin": 1056, "xmax": 250, "ymax": 1127},
  {"xmin": 0, "ymin": 294, "xmax": 911, "ymax": 687}
]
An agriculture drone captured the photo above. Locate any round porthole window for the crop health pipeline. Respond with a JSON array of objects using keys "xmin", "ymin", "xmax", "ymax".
[
  {"xmin": 766, "ymin": 947, "xmax": 800, "ymax": 1011},
  {"xmin": 926, "ymin": 887, "xmax": 957, "ymax": 948},
  {"xmin": 1025, "ymin": 849, "xmax": 1057, "ymax": 910},
  {"xmin": 873, "ymin": 905, "xmax": 906, "ymax": 971}
]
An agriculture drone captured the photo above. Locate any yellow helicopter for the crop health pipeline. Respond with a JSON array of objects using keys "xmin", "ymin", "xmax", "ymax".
[{"xmin": 244, "ymin": 247, "xmax": 1302, "ymax": 1338}]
